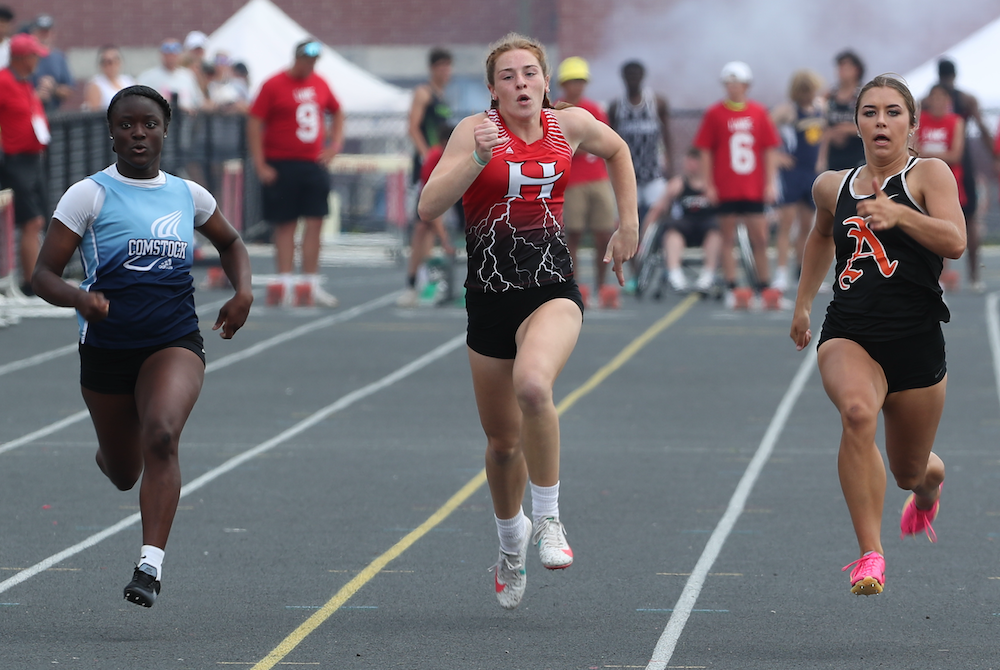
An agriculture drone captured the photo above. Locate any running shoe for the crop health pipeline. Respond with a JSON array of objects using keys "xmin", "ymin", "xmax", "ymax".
[
  {"xmin": 694, "ymin": 270, "xmax": 715, "ymax": 294},
  {"xmin": 396, "ymin": 287, "xmax": 419, "ymax": 308},
  {"xmin": 124, "ymin": 563, "xmax": 161, "ymax": 608},
  {"xmin": 490, "ymin": 518, "xmax": 531, "ymax": 610},
  {"xmin": 900, "ymin": 484, "xmax": 941, "ymax": 542},
  {"xmin": 311, "ymin": 285, "xmax": 339, "ymax": 308},
  {"xmin": 533, "ymin": 516, "xmax": 573, "ymax": 569},
  {"xmin": 842, "ymin": 551, "xmax": 885, "ymax": 596},
  {"xmin": 667, "ymin": 268, "xmax": 688, "ymax": 293}
]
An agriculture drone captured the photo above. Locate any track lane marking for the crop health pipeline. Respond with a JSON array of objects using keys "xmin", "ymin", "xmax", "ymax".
[
  {"xmin": 644, "ymin": 342, "xmax": 817, "ymax": 670},
  {"xmin": 250, "ymin": 293, "xmax": 701, "ymax": 670},
  {"xmin": 0, "ymin": 291, "xmax": 401, "ymax": 457},
  {"xmin": 0, "ymin": 331, "xmax": 465, "ymax": 597}
]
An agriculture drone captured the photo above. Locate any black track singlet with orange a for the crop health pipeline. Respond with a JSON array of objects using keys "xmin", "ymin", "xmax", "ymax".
[{"xmin": 822, "ymin": 156, "xmax": 949, "ymax": 341}]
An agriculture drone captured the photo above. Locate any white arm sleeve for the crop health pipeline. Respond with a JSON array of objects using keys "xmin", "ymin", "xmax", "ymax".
[
  {"xmin": 186, "ymin": 181, "xmax": 219, "ymax": 227},
  {"xmin": 52, "ymin": 179, "xmax": 105, "ymax": 237}
]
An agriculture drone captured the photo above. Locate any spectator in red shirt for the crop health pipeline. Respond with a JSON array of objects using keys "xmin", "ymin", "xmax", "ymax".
[
  {"xmin": 0, "ymin": 32, "xmax": 50, "ymax": 295},
  {"xmin": 693, "ymin": 61, "xmax": 780, "ymax": 298},
  {"xmin": 556, "ymin": 56, "xmax": 619, "ymax": 308},
  {"xmin": 248, "ymin": 39, "xmax": 344, "ymax": 307}
]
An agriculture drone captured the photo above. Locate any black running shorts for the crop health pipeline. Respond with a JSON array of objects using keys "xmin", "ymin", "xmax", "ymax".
[
  {"xmin": 79, "ymin": 330, "xmax": 206, "ymax": 394},
  {"xmin": 818, "ymin": 324, "xmax": 946, "ymax": 394},
  {"xmin": 466, "ymin": 281, "xmax": 584, "ymax": 359}
]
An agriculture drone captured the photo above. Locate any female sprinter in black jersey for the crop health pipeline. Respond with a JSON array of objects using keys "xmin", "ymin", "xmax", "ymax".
[{"xmin": 790, "ymin": 75, "xmax": 965, "ymax": 596}]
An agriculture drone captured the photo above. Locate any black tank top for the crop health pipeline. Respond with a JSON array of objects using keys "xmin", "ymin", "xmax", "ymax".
[
  {"xmin": 672, "ymin": 180, "xmax": 715, "ymax": 225},
  {"xmin": 822, "ymin": 157, "xmax": 949, "ymax": 341},
  {"xmin": 826, "ymin": 92, "xmax": 865, "ymax": 170}
]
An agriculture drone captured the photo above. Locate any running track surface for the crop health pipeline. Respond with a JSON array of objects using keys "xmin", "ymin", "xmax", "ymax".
[{"xmin": 2, "ymin": 252, "xmax": 1000, "ymax": 670}]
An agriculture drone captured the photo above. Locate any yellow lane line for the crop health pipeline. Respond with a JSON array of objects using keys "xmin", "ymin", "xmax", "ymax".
[{"xmin": 251, "ymin": 293, "xmax": 701, "ymax": 670}]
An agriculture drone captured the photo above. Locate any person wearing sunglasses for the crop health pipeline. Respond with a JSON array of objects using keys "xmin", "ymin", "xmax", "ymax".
[
  {"xmin": 247, "ymin": 38, "xmax": 344, "ymax": 307},
  {"xmin": 83, "ymin": 45, "xmax": 135, "ymax": 111}
]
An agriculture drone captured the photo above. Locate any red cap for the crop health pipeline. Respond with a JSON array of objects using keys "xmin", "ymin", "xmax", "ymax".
[{"xmin": 10, "ymin": 33, "xmax": 50, "ymax": 58}]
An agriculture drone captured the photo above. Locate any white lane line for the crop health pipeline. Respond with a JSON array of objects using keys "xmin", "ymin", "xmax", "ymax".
[
  {"xmin": 0, "ymin": 292, "xmax": 256, "ymax": 380},
  {"xmin": 645, "ymin": 343, "xmax": 818, "ymax": 670},
  {"xmin": 0, "ymin": 332, "xmax": 465, "ymax": 596},
  {"xmin": 0, "ymin": 290, "xmax": 401, "ymax": 457},
  {"xmin": 985, "ymin": 292, "xmax": 1000, "ymax": 415}
]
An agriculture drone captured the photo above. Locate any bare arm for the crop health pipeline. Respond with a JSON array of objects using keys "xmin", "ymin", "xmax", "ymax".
[
  {"xmin": 559, "ymin": 106, "xmax": 640, "ymax": 283},
  {"xmin": 407, "ymin": 85, "xmax": 432, "ymax": 159},
  {"xmin": 641, "ymin": 175, "xmax": 683, "ymax": 229},
  {"xmin": 32, "ymin": 219, "xmax": 110, "ymax": 322},
  {"xmin": 83, "ymin": 81, "xmax": 102, "ymax": 111},
  {"xmin": 417, "ymin": 113, "xmax": 493, "ymax": 222},
  {"xmin": 699, "ymin": 148, "xmax": 718, "ymax": 205},
  {"xmin": 198, "ymin": 208, "xmax": 254, "ymax": 339},
  {"xmin": 963, "ymin": 93, "xmax": 996, "ymax": 157},
  {"xmin": 657, "ymin": 96, "xmax": 673, "ymax": 177},
  {"xmin": 790, "ymin": 172, "xmax": 839, "ymax": 350},
  {"xmin": 246, "ymin": 115, "xmax": 276, "ymax": 185},
  {"xmin": 856, "ymin": 159, "xmax": 966, "ymax": 259},
  {"xmin": 319, "ymin": 109, "xmax": 345, "ymax": 164}
]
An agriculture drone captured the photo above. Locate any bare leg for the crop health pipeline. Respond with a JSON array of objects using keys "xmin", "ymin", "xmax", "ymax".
[
  {"xmin": 776, "ymin": 204, "xmax": 795, "ymax": 271},
  {"xmin": 701, "ymin": 229, "xmax": 722, "ymax": 274},
  {"xmin": 20, "ymin": 216, "xmax": 44, "ymax": 286},
  {"xmin": 744, "ymin": 213, "xmax": 771, "ymax": 286},
  {"xmin": 300, "ymin": 216, "xmax": 324, "ymax": 275},
  {"xmin": 132, "ymin": 348, "xmax": 205, "ymax": 548},
  {"xmin": 406, "ymin": 221, "xmax": 435, "ymax": 281},
  {"xmin": 883, "ymin": 377, "xmax": 947, "ymax": 509},
  {"xmin": 593, "ymin": 231, "xmax": 612, "ymax": 288},
  {"xmin": 272, "ymin": 221, "xmax": 297, "ymax": 274},
  {"xmin": 718, "ymin": 214, "xmax": 738, "ymax": 285},
  {"xmin": 818, "ymin": 338, "xmax": 889, "ymax": 557},
  {"xmin": 664, "ymin": 228, "xmax": 684, "ymax": 271}
]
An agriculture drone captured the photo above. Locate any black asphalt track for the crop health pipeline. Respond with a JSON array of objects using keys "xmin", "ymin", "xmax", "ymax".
[{"xmin": 2, "ymin": 252, "xmax": 1000, "ymax": 670}]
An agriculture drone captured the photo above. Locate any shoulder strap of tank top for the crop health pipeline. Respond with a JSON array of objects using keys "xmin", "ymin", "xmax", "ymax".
[{"xmin": 837, "ymin": 166, "xmax": 859, "ymax": 202}]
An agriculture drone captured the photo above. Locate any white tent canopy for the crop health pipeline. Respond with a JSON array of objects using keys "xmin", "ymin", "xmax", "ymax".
[
  {"xmin": 903, "ymin": 15, "xmax": 1000, "ymax": 109},
  {"xmin": 206, "ymin": 0, "xmax": 411, "ymax": 114}
]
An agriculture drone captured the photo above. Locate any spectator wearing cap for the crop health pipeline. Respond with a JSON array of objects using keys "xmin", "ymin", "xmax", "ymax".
[
  {"xmin": 182, "ymin": 30, "xmax": 212, "ymax": 105},
  {"xmin": 83, "ymin": 45, "xmax": 136, "ymax": 111},
  {"xmin": 692, "ymin": 61, "xmax": 781, "ymax": 300},
  {"xmin": 138, "ymin": 38, "xmax": 204, "ymax": 113},
  {"xmin": 248, "ymin": 39, "xmax": 344, "ymax": 307},
  {"xmin": 555, "ymin": 56, "xmax": 620, "ymax": 308},
  {"xmin": 0, "ymin": 5, "xmax": 14, "ymax": 68},
  {"xmin": 207, "ymin": 52, "xmax": 249, "ymax": 112},
  {"xmin": 0, "ymin": 33, "xmax": 51, "ymax": 294},
  {"xmin": 819, "ymin": 49, "xmax": 865, "ymax": 171},
  {"xmin": 30, "ymin": 14, "xmax": 74, "ymax": 113}
]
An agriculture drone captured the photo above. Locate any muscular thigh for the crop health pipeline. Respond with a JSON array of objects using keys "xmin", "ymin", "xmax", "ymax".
[
  {"xmin": 817, "ymin": 337, "xmax": 888, "ymax": 413},
  {"xmin": 514, "ymin": 297, "xmax": 583, "ymax": 386},
  {"xmin": 134, "ymin": 347, "xmax": 205, "ymax": 426},
  {"xmin": 468, "ymin": 348, "xmax": 520, "ymax": 441}
]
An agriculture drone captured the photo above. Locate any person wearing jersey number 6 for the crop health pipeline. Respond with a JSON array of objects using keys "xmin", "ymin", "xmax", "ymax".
[
  {"xmin": 790, "ymin": 75, "xmax": 966, "ymax": 597},
  {"xmin": 419, "ymin": 33, "xmax": 637, "ymax": 610},
  {"xmin": 692, "ymin": 61, "xmax": 781, "ymax": 307}
]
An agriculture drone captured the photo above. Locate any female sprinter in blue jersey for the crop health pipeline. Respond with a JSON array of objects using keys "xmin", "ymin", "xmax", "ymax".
[{"xmin": 32, "ymin": 85, "xmax": 253, "ymax": 608}]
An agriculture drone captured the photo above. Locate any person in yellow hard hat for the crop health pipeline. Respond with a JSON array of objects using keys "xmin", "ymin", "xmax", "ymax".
[{"xmin": 555, "ymin": 56, "xmax": 620, "ymax": 308}]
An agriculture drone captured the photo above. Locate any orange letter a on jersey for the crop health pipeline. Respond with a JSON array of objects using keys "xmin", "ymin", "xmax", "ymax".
[{"xmin": 838, "ymin": 216, "xmax": 899, "ymax": 290}]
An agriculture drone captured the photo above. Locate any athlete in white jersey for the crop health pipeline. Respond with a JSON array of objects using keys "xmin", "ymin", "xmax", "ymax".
[{"xmin": 32, "ymin": 85, "xmax": 253, "ymax": 608}]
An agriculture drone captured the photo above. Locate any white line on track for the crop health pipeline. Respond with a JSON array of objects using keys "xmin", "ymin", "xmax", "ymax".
[
  {"xmin": 984, "ymin": 292, "xmax": 1000, "ymax": 414},
  {"xmin": 0, "ymin": 290, "xmax": 401, "ymax": 457},
  {"xmin": 0, "ymin": 332, "xmax": 464, "ymax": 596},
  {"xmin": 645, "ymin": 343, "xmax": 818, "ymax": 670},
  {"xmin": 0, "ymin": 292, "xmax": 254, "ymax": 380}
]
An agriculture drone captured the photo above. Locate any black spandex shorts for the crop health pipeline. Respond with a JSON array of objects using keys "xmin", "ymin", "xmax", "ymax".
[
  {"xmin": 466, "ymin": 281, "xmax": 584, "ymax": 359},
  {"xmin": 666, "ymin": 216, "xmax": 718, "ymax": 247},
  {"xmin": 818, "ymin": 324, "xmax": 946, "ymax": 394},
  {"xmin": 261, "ymin": 160, "xmax": 330, "ymax": 224},
  {"xmin": 79, "ymin": 330, "xmax": 206, "ymax": 395},
  {"xmin": 715, "ymin": 200, "xmax": 765, "ymax": 215}
]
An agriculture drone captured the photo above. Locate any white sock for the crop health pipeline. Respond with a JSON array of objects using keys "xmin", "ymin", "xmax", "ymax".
[
  {"xmin": 530, "ymin": 481, "xmax": 560, "ymax": 525},
  {"xmin": 495, "ymin": 508, "xmax": 529, "ymax": 555},
  {"xmin": 139, "ymin": 545, "xmax": 164, "ymax": 581},
  {"xmin": 279, "ymin": 273, "xmax": 295, "ymax": 290}
]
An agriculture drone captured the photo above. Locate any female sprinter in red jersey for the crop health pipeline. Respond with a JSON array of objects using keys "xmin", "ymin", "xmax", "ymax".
[
  {"xmin": 791, "ymin": 75, "xmax": 965, "ymax": 596},
  {"xmin": 419, "ymin": 33, "xmax": 637, "ymax": 609}
]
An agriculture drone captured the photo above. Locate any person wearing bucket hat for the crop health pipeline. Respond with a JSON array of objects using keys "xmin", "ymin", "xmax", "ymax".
[
  {"xmin": 693, "ymin": 60, "xmax": 781, "ymax": 307},
  {"xmin": 0, "ymin": 31, "xmax": 51, "ymax": 295},
  {"xmin": 556, "ymin": 56, "xmax": 620, "ymax": 308}
]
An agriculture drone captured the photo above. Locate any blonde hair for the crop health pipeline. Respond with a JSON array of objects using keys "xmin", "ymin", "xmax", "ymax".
[
  {"xmin": 788, "ymin": 69, "xmax": 823, "ymax": 103},
  {"xmin": 484, "ymin": 32, "xmax": 552, "ymax": 110}
]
